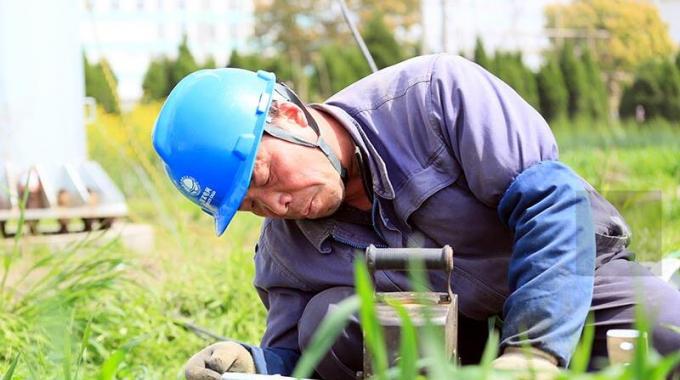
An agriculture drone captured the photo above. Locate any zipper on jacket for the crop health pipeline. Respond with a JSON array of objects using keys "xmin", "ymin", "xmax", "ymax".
[{"xmin": 331, "ymin": 234, "xmax": 387, "ymax": 250}]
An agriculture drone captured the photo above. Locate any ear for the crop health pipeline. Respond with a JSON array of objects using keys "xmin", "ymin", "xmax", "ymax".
[{"xmin": 276, "ymin": 101, "xmax": 308, "ymax": 128}]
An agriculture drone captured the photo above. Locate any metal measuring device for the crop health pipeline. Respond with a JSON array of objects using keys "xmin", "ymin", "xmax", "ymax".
[{"xmin": 360, "ymin": 245, "xmax": 458, "ymax": 379}]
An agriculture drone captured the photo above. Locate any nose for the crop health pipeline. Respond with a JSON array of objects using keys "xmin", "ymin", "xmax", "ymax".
[{"xmin": 249, "ymin": 189, "xmax": 292, "ymax": 217}]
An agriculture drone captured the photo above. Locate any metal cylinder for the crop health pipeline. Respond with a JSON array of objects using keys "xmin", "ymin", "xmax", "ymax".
[{"xmin": 366, "ymin": 245, "xmax": 454, "ymax": 272}]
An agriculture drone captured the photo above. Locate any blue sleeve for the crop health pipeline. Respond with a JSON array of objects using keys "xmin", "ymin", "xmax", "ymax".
[
  {"xmin": 241, "ymin": 343, "xmax": 300, "ymax": 375},
  {"xmin": 497, "ymin": 160, "xmax": 596, "ymax": 366}
]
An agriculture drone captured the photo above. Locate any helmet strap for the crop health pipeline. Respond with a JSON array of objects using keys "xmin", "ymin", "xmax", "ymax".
[{"xmin": 264, "ymin": 83, "xmax": 349, "ymax": 183}]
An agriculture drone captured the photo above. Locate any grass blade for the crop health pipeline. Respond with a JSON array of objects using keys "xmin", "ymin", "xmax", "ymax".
[
  {"xmin": 480, "ymin": 327, "xmax": 500, "ymax": 379},
  {"xmin": 570, "ymin": 312, "xmax": 595, "ymax": 373},
  {"xmin": 0, "ymin": 176, "xmax": 30, "ymax": 298},
  {"xmin": 63, "ymin": 311, "xmax": 74, "ymax": 380},
  {"xmin": 292, "ymin": 295, "xmax": 360, "ymax": 379},
  {"xmin": 406, "ymin": 258, "xmax": 452, "ymax": 379},
  {"xmin": 98, "ymin": 337, "xmax": 144, "ymax": 380},
  {"xmin": 98, "ymin": 348, "xmax": 127, "ymax": 380},
  {"xmin": 355, "ymin": 259, "xmax": 389, "ymax": 379},
  {"xmin": 389, "ymin": 301, "xmax": 417, "ymax": 380},
  {"xmin": 1, "ymin": 353, "xmax": 20, "ymax": 380},
  {"xmin": 650, "ymin": 351, "xmax": 680, "ymax": 380},
  {"xmin": 632, "ymin": 294, "xmax": 651, "ymax": 379},
  {"xmin": 74, "ymin": 318, "xmax": 93, "ymax": 380}
]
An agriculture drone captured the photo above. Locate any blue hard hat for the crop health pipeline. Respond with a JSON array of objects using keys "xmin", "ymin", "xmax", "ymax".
[{"xmin": 152, "ymin": 68, "xmax": 276, "ymax": 236}]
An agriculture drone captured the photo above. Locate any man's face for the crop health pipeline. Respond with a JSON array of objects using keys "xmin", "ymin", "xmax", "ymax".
[{"xmin": 238, "ymin": 103, "xmax": 344, "ymax": 219}]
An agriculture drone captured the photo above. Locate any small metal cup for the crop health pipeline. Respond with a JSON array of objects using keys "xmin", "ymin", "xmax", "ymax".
[{"xmin": 606, "ymin": 329, "xmax": 648, "ymax": 365}]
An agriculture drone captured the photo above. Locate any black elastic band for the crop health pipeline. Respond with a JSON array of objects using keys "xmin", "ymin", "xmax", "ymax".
[
  {"xmin": 270, "ymin": 83, "xmax": 349, "ymax": 183},
  {"xmin": 354, "ymin": 146, "xmax": 374, "ymax": 204}
]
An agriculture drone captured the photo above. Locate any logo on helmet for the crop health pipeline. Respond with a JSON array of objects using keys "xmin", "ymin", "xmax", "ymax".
[{"xmin": 180, "ymin": 176, "xmax": 201, "ymax": 196}]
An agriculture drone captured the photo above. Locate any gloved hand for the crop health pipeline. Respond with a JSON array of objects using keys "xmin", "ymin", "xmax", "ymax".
[
  {"xmin": 185, "ymin": 341, "xmax": 256, "ymax": 380},
  {"xmin": 492, "ymin": 347, "xmax": 560, "ymax": 380}
]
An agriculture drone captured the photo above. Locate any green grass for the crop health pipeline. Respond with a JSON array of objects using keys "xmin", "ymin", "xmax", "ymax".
[
  {"xmin": 1, "ymin": 108, "xmax": 679, "ymax": 379},
  {"xmin": 554, "ymin": 120, "xmax": 680, "ymax": 259}
]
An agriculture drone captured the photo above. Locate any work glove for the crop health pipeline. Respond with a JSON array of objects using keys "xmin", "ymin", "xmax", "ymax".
[
  {"xmin": 492, "ymin": 347, "xmax": 560, "ymax": 380},
  {"xmin": 184, "ymin": 341, "xmax": 256, "ymax": 380}
]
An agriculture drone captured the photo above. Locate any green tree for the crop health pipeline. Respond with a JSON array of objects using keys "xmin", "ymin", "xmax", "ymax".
[
  {"xmin": 263, "ymin": 55, "xmax": 295, "ymax": 85},
  {"xmin": 676, "ymin": 51, "xmax": 680, "ymax": 72},
  {"xmin": 545, "ymin": 0, "xmax": 674, "ymax": 74},
  {"xmin": 581, "ymin": 47, "xmax": 609, "ymax": 119},
  {"xmin": 492, "ymin": 52, "xmax": 522, "ymax": 92},
  {"xmin": 473, "ymin": 37, "xmax": 490, "ymax": 69},
  {"xmin": 202, "ymin": 55, "xmax": 217, "ymax": 69},
  {"xmin": 253, "ymin": 0, "xmax": 322, "ymax": 98},
  {"xmin": 227, "ymin": 50, "xmax": 250, "ymax": 69},
  {"xmin": 363, "ymin": 12, "xmax": 403, "ymax": 69},
  {"xmin": 228, "ymin": 50, "xmax": 294, "ymax": 84},
  {"xmin": 347, "ymin": 0, "xmax": 420, "ymax": 42},
  {"xmin": 536, "ymin": 54, "xmax": 569, "ymax": 122},
  {"xmin": 518, "ymin": 55, "xmax": 540, "ymax": 110},
  {"xmin": 141, "ymin": 57, "xmax": 170, "ymax": 102},
  {"xmin": 620, "ymin": 59, "xmax": 680, "ymax": 122},
  {"xmin": 84, "ymin": 55, "xmax": 119, "ymax": 114},
  {"xmin": 314, "ymin": 43, "xmax": 371, "ymax": 97},
  {"xmin": 253, "ymin": 0, "xmax": 419, "ymax": 98},
  {"xmin": 491, "ymin": 52, "xmax": 539, "ymax": 109},
  {"xmin": 559, "ymin": 43, "xmax": 590, "ymax": 118},
  {"xmin": 169, "ymin": 35, "xmax": 198, "ymax": 90}
]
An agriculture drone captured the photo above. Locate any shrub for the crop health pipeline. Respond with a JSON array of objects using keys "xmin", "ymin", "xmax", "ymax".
[
  {"xmin": 537, "ymin": 54, "xmax": 569, "ymax": 122},
  {"xmin": 473, "ymin": 37, "xmax": 491, "ymax": 70},
  {"xmin": 559, "ymin": 42, "xmax": 590, "ymax": 119},
  {"xmin": 582, "ymin": 48, "xmax": 609, "ymax": 120},
  {"xmin": 620, "ymin": 59, "xmax": 680, "ymax": 122},
  {"xmin": 141, "ymin": 57, "xmax": 170, "ymax": 102},
  {"xmin": 84, "ymin": 55, "xmax": 120, "ymax": 114}
]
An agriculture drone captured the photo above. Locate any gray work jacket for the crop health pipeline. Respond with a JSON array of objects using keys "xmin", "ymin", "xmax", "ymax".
[{"xmin": 252, "ymin": 54, "xmax": 629, "ymax": 366}]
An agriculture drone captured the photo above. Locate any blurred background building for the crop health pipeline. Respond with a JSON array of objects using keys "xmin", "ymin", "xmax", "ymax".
[{"xmin": 80, "ymin": 0, "xmax": 254, "ymax": 105}]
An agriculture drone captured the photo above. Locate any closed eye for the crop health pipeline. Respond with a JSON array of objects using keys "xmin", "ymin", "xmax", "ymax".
[{"xmin": 264, "ymin": 170, "xmax": 273, "ymax": 187}]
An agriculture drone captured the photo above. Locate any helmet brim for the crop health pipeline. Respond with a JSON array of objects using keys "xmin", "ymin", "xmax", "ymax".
[
  {"xmin": 212, "ymin": 132, "xmax": 261, "ymax": 237},
  {"xmin": 212, "ymin": 119, "xmax": 266, "ymax": 237},
  {"xmin": 215, "ymin": 202, "xmax": 237, "ymax": 236},
  {"xmin": 212, "ymin": 73, "xmax": 275, "ymax": 237}
]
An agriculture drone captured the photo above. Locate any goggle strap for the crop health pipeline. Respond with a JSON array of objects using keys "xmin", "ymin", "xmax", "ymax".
[{"xmin": 269, "ymin": 82, "xmax": 348, "ymax": 183}]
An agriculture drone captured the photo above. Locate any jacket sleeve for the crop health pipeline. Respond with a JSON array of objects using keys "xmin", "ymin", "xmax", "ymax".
[
  {"xmin": 430, "ymin": 55, "xmax": 595, "ymax": 365},
  {"xmin": 241, "ymin": 335, "xmax": 300, "ymax": 375},
  {"xmin": 248, "ymin": 221, "xmax": 316, "ymax": 375},
  {"xmin": 239, "ymin": 285, "xmax": 312, "ymax": 375},
  {"xmin": 497, "ymin": 161, "xmax": 595, "ymax": 366}
]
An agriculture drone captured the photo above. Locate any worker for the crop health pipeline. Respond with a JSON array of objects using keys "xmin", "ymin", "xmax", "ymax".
[{"xmin": 153, "ymin": 54, "xmax": 680, "ymax": 380}]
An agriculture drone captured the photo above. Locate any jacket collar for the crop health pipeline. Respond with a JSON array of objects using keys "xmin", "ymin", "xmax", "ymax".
[{"xmin": 311, "ymin": 103, "xmax": 395, "ymax": 200}]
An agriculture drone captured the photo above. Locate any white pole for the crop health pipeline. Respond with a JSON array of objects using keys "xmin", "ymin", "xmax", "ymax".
[{"xmin": 0, "ymin": 0, "xmax": 87, "ymax": 173}]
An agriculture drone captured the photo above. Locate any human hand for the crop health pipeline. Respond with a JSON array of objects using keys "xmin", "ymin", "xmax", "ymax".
[
  {"xmin": 492, "ymin": 347, "xmax": 560, "ymax": 380},
  {"xmin": 185, "ymin": 341, "xmax": 256, "ymax": 380}
]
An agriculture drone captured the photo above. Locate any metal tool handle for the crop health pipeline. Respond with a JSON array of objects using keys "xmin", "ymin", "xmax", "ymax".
[{"xmin": 365, "ymin": 245, "xmax": 453, "ymax": 272}]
